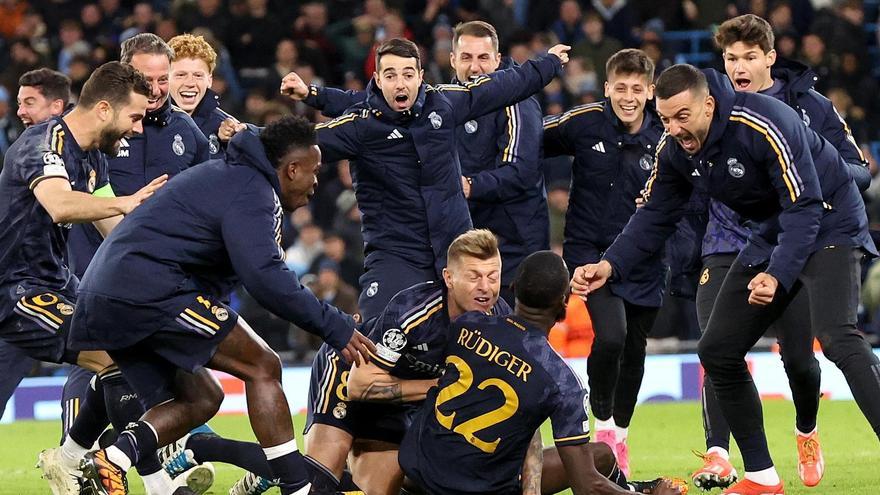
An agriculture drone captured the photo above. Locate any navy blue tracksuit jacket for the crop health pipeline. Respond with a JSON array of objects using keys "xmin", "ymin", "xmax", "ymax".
[
  {"xmin": 70, "ymin": 127, "xmax": 356, "ymax": 352},
  {"xmin": 184, "ymin": 88, "xmax": 234, "ymax": 159},
  {"xmin": 604, "ymin": 69, "xmax": 876, "ymax": 292},
  {"xmin": 456, "ymin": 59, "xmax": 549, "ymax": 286},
  {"xmin": 308, "ymin": 54, "xmax": 563, "ymax": 278},
  {"xmin": 702, "ymin": 58, "xmax": 871, "ymax": 258},
  {"xmin": 543, "ymin": 100, "xmax": 667, "ymax": 307},
  {"xmin": 66, "ymin": 100, "xmax": 209, "ymax": 278}
]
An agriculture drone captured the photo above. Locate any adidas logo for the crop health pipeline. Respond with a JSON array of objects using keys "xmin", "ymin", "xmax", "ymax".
[
  {"xmin": 592, "ymin": 141, "xmax": 606, "ymax": 153},
  {"xmin": 387, "ymin": 129, "xmax": 403, "ymax": 140},
  {"xmin": 691, "ymin": 169, "xmax": 701, "ymax": 176}
]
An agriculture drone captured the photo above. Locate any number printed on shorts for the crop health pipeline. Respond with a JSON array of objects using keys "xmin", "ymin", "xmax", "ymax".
[{"xmin": 434, "ymin": 355, "xmax": 519, "ymax": 453}]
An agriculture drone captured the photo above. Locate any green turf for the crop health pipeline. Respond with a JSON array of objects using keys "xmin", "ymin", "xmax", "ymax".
[{"xmin": 0, "ymin": 400, "xmax": 874, "ymax": 494}]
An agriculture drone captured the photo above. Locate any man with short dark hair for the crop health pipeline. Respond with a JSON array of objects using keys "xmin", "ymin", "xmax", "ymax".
[
  {"xmin": 573, "ymin": 64, "xmax": 880, "ymax": 495},
  {"xmin": 691, "ymin": 13, "xmax": 871, "ymax": 490},
  {"xmin": 281, "ymin": 37, "xmax": 570, "ymax": 321},
  {"xmin": 60, "ymin": 33, "xmax": 213, "ymax": 493},
  {"xmin": 0, "ymin": 61, "xmax": 164, "ymax": 495},
  {"xmin": 542, "ymin": 48, "xmax": 666, "ymax": 475},
  {"xmin": 0, "ymin": 67, "xmax": 74, "ymax": 421},
  {"xmin": 69, "ymin": 116, "xmax": 373, "ymax": 495},
  {"xmin": 449, "ymin": 21, "xmax": 548, "ymax": 306},
  {"xmin": 16, "ymin": 68, "xmax": 71, "ymax": 127}
]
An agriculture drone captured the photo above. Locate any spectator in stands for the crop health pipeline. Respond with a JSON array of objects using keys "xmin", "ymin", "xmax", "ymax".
[
  {"xmin": 119, "ymin": 1, "xmax": 156, "ymax": 41},
  {"xmin": 295, "ymin": 259, "xmax": 360, "ymax": 360},
  {"xmin": 293, "ymin": 2, "xmax": 339, "ymax": 68},
  {"xmin": 98, "ymin": 0, "xmax": 128, "ymax": 40},
  {"xmin": 315, "ymin": 232, "xmax": 363, "ymax": 289},
  {"xmin": 552, "ymin": 0, "xmax": 586, "ymax": 46},
  {"xmin": 572, "ymin": 10, "xmax": 623, "ymax": 84},
  {"xmin": 798, "ymin": 33, "xmax": 833, "ymax": 90},
  {"xmin": 810, "ymin": 0, "xmax": 867, "ymax": 60},
  {"xmin": 57, "ymin": 20, "xmax": 91, "ymax": 75},
  {"xmin": 0, "ymin": 0, "xmax": 28, "ymax": 40},
  {"xmin": 176, "ymin": 0, "xmax": 230, "ymax": 42},
  {"xmin": 1, "ymin": 39, "xmax": 43, "ymax": 95},
  {"xmin": 589, "ymin": 0, "xmax": 640, "ymax": 47},
  {"xmin": 228, "ymin": 0, "xmax": 285, "ymax": 81},
  {"xmin": 285, "ymin": 223, "xmax": 325, "ymax": 276}
]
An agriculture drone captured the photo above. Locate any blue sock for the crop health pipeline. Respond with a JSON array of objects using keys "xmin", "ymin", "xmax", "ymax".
[
  {"xmin": 263, "ymin": 440, "xmax": 309, "ymax": 494},
  {"xmin": 67, "ymin": 373, "xmax": 108, "ymax": 448},
  {"xmin": 187, "ymin": 433, "xmax": 273, "ymax": 478},
  {"xmin": 113, "ymin": 421, "xmax": 159, "ymax": 467}
]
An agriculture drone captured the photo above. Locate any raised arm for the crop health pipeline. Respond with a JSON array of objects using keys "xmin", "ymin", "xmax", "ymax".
[
  {"xmin": 280, "ymin": 71, "xmax": 366, "ymax": 118},
  {"xmin": 442, "ymin": 45, "xmax": 569, "ymax": 125}
]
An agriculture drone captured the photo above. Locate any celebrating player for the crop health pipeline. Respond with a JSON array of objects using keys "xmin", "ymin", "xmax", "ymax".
[
  {"xmin": 542, "ymin": 48, "xmax": 666, "ymax": 476},
  {"xmin": 67, "ymin": 116, "xmax": 372, "ymax": 495},
  {"xmin": 400, "ymin": 250, "xmax": 684, "ymax": 495},
  {"xmin": 691, "ymin": 14, "xmax": 871, "ymax": 490},
  {"xmin": 572, "ymin": 64, "xmax": 879, "ymax": 495},
  {"xmin": 281, "ymin": 37, "xmax": 570, "ymax": 319}
]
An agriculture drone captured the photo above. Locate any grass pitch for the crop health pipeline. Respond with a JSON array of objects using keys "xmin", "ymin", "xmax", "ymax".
[{"xmin": 0, "ymin": 400, "xmax": 874, "ymax": 494}]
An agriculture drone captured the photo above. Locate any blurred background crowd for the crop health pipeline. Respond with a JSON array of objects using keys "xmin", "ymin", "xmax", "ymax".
[{"xmin": 3, "ymin": 0, "xmax": 880, "ymax": 364}]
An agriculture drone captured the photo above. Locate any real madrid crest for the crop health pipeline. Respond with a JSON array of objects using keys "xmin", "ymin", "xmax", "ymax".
[
  {"xmin": 464, "ymin": 120, "xmax": 478, "ymax": 134},
  {"xmin": 57, "ymin": 303, "xmax": 74, "ymax": 315},
  {"xmin": 428, "ymin": 111, "xmax": 442, "ymax": 129},
  {"xmin": 172, "ymin": 134, "xmax": 185, "ymax": 156},
  {"xmin": 801, "ymin": 108, "xmax": 810, "ymax": 126},
  {"xmin": 639, "ymin": 153, "xmax": 653, "ymax": 171},
  {"xmin": 727, "ymin": 157, "xmax": 745, "ymax": 178},
  {"xmin": 209, "ymin": 134, "xmax": 220, "ymax": 155},
  {"xmin": 88, "ymin": 169, "xmax": 97, "ymax": 193},
  {"xmin": 332, "ymin": 402, "xmax": 347, "ymax": 419},
  {"xmin": 699, "ymin": 268, "xmax": 710, "ymax": 285},
  {"xmin": 366, "ymin": 281, "xmax": 379, "ymax": 298}
]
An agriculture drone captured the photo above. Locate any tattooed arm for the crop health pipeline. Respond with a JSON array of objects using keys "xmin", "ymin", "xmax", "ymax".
[
  {"xmin": 347, "ymin": 361, "xmax": 438, "ymax": 403},
  {"xmin": 521, "ymin": 430, "xmax": 543, "ymax": 495}
]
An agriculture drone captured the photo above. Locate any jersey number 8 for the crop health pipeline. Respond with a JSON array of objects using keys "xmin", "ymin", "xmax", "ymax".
[{"xmin": 434, "ymin": 355, "xmax": 519, "ymax": 454}]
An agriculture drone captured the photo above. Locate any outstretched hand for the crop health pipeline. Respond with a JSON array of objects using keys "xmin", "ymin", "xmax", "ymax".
[
  {"xmin": 121, "ymin": 174, "xmax": 168, "ymax": 214},
  {"xmin": 570, "ymin": 260, "xmax": 613, "ymax": 299},
  {"xmin": 340, "ymin": 329, "xmax": 376, "ymax": 366}
]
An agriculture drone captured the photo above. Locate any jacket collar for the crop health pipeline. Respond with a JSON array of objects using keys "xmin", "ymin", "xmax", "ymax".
[
  {"xmin": 365, "ymin": 78, "xmax": 427, "ymax": 124},
  {"xmin": 143, "ymin": 98, "xmax": 174, "ymax": 127}
]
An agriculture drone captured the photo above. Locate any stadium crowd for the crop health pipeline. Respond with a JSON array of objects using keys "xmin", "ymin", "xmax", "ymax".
[
  {"xmin": 2, "ymin": 1, "xmax": 880, "ymax": 495},
  {"xmin": 2, "ymin": 0, "xmax": 880, "ymax": 359}
]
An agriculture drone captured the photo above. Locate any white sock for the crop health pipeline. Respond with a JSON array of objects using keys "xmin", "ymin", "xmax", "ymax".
[
  {"xmin": 263, "ymin": 438, "xmax": 298, "ymax": 460},
  {"xmin": 707, "ymin": 446, "xmax": 730, "ymax": 460},
  {"xmin": 141, "ymin": 470, "xmax": 174, "ymax": 494},
  {"xmin": 594, "ymin": 417, "xmax": 616, "ymax": 431},
  {"xmin": 60, "ymin": 437, "xmax": 90, "ymax": 468},
  {"xmin": 104, "ymin": 446, "xmax": 133, "ymax": 472},
  {"xmin": 745, "ymin": 466, "xmax": 780, "ymax": 486},
  {"xmin": 796, "ymin": 426, "xmax": 817, "ymax": 437},
  {"xmin": 615, "ymin": 426, "xmax": 628, "ymax": 442}
]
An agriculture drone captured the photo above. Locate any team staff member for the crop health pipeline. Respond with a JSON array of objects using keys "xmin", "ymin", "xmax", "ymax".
[
  {"xmin": 451, "ymin": 21, "xmax": 548, "ymax": 305},
  {"xmin": 280, "ymin": 38, "xmax": 570, "ymax": 320},
  {"xmin": 573, "ymin": 65, "xmax": 879, "ymax": 495},
  {"xmin": 169, "ymin": 33, "xmax": 236, "ymax": 159},
  {"xmin": 691, "ymin": 14, "xmax": 872, "ymax": 490},
  {"xmin": 543, "ymin": 49, "xmax": 665, "ymax": 476}
]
